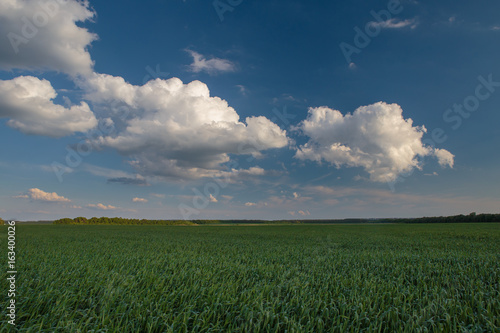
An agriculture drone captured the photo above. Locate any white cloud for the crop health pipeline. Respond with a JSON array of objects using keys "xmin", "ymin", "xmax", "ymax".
[
  {"xmin": 236, "ymin": 167, "xmax": 266, "ymax": 177},
  {"xmin": 245, "ymin": 202, "xmax": 257, "ymax": 207},
  {"xmin": 82, "ymin": 74, "xmax": 288, "ymax": 180},
  {"xmin": 298, "ymin": 210, "xmax": 310, "ymax": 216},
  {"xmin": 368, "ymin": 18, "xmax": 418, "ymax": 30},
  {"xmin": 209, "ymin": 194, "xmax": 218, "ymax": 203},
  {"xmin": 132, "ymin": 197, "xmax": 148, "ymax": 203},
  {"xmin": 186, "ymin": 50, "xmax": 236, "ymax": 75},
  {"xmin": 295, "ymin": 102, "xmax": 454, "ymax": 182},
  {"xmin": 0, "ymin": 76, "xmax": 97, "ymax": 137},
  {"xmin": 0, "ymin": 0, "xmax": 97, "ymax": 76},
  {"xmin": 434, "ymin": 149, "xmax": 454, "ymax": 168},
  {"xmin": 15, "ymin": 188, "xmax": 70, "ymax": 202},
  {"xmin": 86, "ymin": 203, "xmax": 117, "ymax": 210}
]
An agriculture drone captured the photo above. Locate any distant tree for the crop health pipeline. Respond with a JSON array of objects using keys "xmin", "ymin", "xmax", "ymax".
[{"xmin": 74, "ymin": 217, "xmax": 88, "ymax": 224}]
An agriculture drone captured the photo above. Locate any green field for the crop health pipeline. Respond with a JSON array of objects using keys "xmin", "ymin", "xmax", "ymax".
[{"xmin": 1, "ymin": 223, "xmax": 499, "ymax": 332}]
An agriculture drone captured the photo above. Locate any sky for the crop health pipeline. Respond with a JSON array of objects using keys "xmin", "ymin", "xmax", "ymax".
[{"xmin": 0, "ymin": 0, "xmax": 499, "ymax": 221}]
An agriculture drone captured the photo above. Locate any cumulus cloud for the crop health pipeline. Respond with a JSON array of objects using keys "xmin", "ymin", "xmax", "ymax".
[
  {"xmin": 82, "ymin": 74, "xmax": 288, "ymax": 180},
  {"xmin": 0, "ymin": 0, "xmax": 97, "ymax": 76},
  {"xmin": 295, "ymin": 102, "xmax": 454, "ymax": 182},
  {"xmin": 186, "ymin": 50, "xmax": 236, "ymax": 75},
  {"xmin": 132, "ymin": 197, "xmax": 148, "ymax": 203},
  {"xmin": 86, "ymin": 203, "xmax": 117, "ymax": 210},
  {"xmin": 245, "ymin": 202, "xmax": 257, "ymax": 207},
  {"xmin": 0, "ymin": 76, "xmax": 97, "ymax": 137},
  {"xmin": 15, "ymin": 188, "xmax": 70, "ymax": 202},
  {"xmin": 209, "ymin": 194, "xmax": 218, "ymax": 203}
]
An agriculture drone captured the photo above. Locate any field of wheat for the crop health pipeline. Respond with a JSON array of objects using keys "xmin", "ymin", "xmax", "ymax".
[{"xmin": 1, "ymin": 223, "xmax": 499, "ymax": 332}]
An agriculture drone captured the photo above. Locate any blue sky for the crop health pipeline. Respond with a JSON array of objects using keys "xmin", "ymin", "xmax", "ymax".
[{"xmin": 0, "ymin": 0, "xmax": 499, "ymax": 220}]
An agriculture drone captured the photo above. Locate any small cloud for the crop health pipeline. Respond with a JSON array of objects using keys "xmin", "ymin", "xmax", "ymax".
[
  {"xmin": 434, "ymin": 149, "xmax": 454, "ymax": 168},
  {"xmin": 245, "ymin": 202, "xmax": 257, "ymax": 207},
  {"xmin": 132, "ymin": 197, "xmax": 148, "ymax": 203},
  {"xmin": 491, "ymin": 26, "xmax": 500, "ymax": 31},
  {"xmin": 186, "ymin": 50, "xmax": 236, "ymax": 75},
  {"xmin": 86, "ymin": 203, "xmax": 117, "ymax": 210},
  {"xmin": 293, "ymin": 192, "xmax": 299, "ymax": 199},
  {"xmin": 237, "ymin": 167, "xmax": 266, "ymax": 176},
  {"xmin": 150, "ymin": 193, "xmax": 165, "ymax": 198},
  {"xmin": 15, "ymin": 188, "xmax": 70, "ymax": 202},
  {"xmin": 348, "ymin": 62, "xmax": 357, "ymax": 70},
  {"xmin": 107, "ymin": 177, "xmax": 149, "ymax": 186},
  {"xmin": 288, "ymin": 211, "xmax": 296, "ymax": 216},
  {"xmin": 236, "ymin": 85, "xmax": 248, "ymax": 96},
  {"xmin": 70, "ymin": 205, "xmax": 82, "ymax": 209},
  {"xmin": 449, "ymin": 16, "xmax": 456, "ymax": 23},
  {"xmin": 221, "ymin": 195, "xmax": 233, "ymax": 201},
  {"xmin": 282, "ymin": 94, "xmax": 298, "ymax": 102},
  {"xmin": 209, "ymin": 194, "xmax": 218, "ymax": 203},
  {"xmin": 424, "ymin": 172, "xmax": 439, "ymax": 176},
  {"xmin": 368, "ymin": 18, "xmax": 418, "ymax": 30},
  {"xmin": 298, "ymin": 210, "xmax": 310, "ymax": 216}
]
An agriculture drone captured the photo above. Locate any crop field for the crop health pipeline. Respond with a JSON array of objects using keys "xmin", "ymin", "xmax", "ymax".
[{"xmin": 1, "ymin": 223, "xmax": 499, "ymax": 332}]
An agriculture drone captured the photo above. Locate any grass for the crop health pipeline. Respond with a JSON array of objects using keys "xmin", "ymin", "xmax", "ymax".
[{"xmin": 1, "ymin": 223, "xmax": 499, "ymax": 332}]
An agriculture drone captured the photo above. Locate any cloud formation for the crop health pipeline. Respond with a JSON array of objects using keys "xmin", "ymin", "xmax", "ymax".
[
  {"xmin": 132, "ymin": 197, "xmax": 148, "ymax": 203},
  {"xmin": 86, "ymin": 203, "xmax": 117, "ymax": 210},
  {"xmin": 186, "ymin": 50, "xmax": 236, "ymax": 75},
  {"xmin": 0, "ymin": 0, "xmax": 97, "ymax": 76},
  {"xmin": 295, "ymin": 102, "xmax": 454, "ymax": 182},
  {"xmin": 83, "ymin": 74, "xmax": 288, "ymax": 179},
  {"xmin": 368, "ymin": 18, "xmax": 418, "ymax": 30},
  {"xmin": 0, "ymin": 76, "xmax": 97, "ymax": 137},
  {"xmin": 16, "ymin": 188, "xmax": 70, "ymax": 202}
]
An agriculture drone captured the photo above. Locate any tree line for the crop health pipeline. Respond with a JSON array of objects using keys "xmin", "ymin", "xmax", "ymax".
[{"xmin": 50, "ymin": 213, "xmax": 500, "ymax": 225}]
